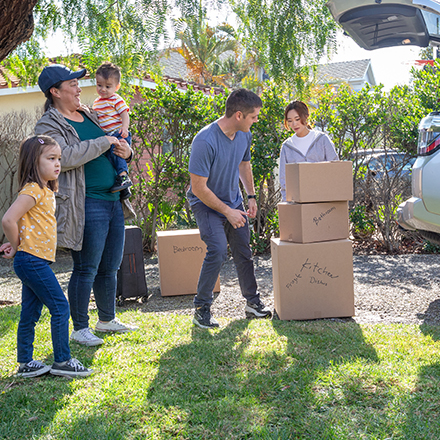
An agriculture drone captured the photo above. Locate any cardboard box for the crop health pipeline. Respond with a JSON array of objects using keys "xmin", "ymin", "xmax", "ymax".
[
  {"xmin": 157, "ymin": 229, "xmax": 220, "ymax": 296},
  {"xmin": 278, "ymin": 201, "xmax": 349, "ymax": 243},
  {"xmin": 271, "ymin": 238, "xmax": 354, "ymax": 320},
  {"xmin": 285, "ymin": 161, "xmax": 353, "ymax": 203}
]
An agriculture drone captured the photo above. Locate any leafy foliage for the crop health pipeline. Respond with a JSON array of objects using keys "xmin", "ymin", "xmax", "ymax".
[
  {"xmin": 129, "ymin": 81, "xmax": 226, "ymax": 251},
  {"xmin": 249, "ymin": 84, "xmax": 289, "ymax": 252},
  {"xmin": 410, "ymin": 60, "xmax": 440, "ymax": 112},
  {"xmin": 231, "ymin": 0, "xmax": 337, "ymax": 91},
  {"xmin": 1, "ymin": 0, "xmax": 169, "ymax": 86}
]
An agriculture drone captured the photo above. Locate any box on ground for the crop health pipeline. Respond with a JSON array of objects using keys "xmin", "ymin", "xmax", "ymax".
[
  {"xmin": 157, "ymin": 229, "xmax": 220, "ymax": 296},
  {"xmin": 285, "ymin": 161, "xmax": 353, "ymax": 203},
  {"xmin": 278, "ymin": 201, "xmax": 349, "ymax": 243},
  {"xmin": 271, "ymin": 238, "xmax": 354, "ymax": 320}
]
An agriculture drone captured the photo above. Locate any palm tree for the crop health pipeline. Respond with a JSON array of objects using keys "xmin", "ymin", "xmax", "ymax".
[{"xmin": 174, "ymin": 7, "xmax": 237, "ymax": 86}]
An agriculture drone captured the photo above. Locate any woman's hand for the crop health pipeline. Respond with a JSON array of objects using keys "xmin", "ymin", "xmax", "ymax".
[{"xmin": 105, "ymin": 137, "xmax": 132, "ymax": 160}]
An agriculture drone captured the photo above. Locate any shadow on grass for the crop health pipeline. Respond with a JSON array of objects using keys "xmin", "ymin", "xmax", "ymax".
[
  {"xmin": 144, "ymin": 318, "xmax": 380, "ymax": 439},
  {"xmin": 0, "ymin": 304, "xmax": 100, "ymax": 439},
  {"xmin": 400, "ymin": 318, "xmax": 440, "ymax": 439}
]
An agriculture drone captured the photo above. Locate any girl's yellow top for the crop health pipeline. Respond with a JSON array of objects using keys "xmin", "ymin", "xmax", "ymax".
[{"xmin": 17, "ymin": 182, "xmax": 57, "ymax": 262}]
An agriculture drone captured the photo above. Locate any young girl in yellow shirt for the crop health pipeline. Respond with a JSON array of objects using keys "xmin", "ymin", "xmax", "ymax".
[{"xmin": 1, "ymin": 135, "xmax": 93, "ymax": 378}]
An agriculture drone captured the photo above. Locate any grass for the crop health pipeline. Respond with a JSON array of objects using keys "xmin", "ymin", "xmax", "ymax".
[{"xmin": 1, "ymin": 307, "xmax": 440, "ymax": 439}]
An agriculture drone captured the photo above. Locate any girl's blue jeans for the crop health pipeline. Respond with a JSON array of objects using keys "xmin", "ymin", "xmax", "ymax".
[
  {"xmin": 68, "ymin": 197, "xmax": 125, "ymax": 331},
  {"xmin": 14, "ymin": 251, "xmax": 71, "ymax": 364}
]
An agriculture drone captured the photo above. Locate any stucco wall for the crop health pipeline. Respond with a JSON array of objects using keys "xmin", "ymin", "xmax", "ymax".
[{"xmin": 0, "ymin": 80, "xmax": 98, "ymax": 115}]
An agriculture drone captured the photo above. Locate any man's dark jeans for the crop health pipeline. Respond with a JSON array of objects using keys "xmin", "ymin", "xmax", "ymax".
[{"xmin": 191, "ymin": 202, "xmax": 259, "ymax": 307}]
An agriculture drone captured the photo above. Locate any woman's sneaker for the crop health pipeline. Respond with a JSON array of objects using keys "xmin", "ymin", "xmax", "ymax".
[
  {"xmin": 245, "ymin": 300, "xmax": 272, "ymax": 319},
  {"xmin": 16, "ymin": 360, "xmax": 51, "ymax": 378},
  {"xmin": 95, "ymin": 318, "xmax": 138, "ymax": 333},
  {"xmin": 70, "ymin": 328, "xmax": 104, "ymax": 346},
  {"xmin": 50, "ymin": 358, "xmax": 93, "ymax": 378}
]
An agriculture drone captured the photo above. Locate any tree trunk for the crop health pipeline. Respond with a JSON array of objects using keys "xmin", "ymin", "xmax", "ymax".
[{"xmin": 0, "ymin": 0, "xmax": 38, "ymax": 61}]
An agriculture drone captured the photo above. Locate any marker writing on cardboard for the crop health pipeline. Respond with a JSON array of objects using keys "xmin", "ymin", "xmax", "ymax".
[
  {"xmin": 300, "ymin": 258, "xmax": 339, "ymax": 279},
  {"xmin": 310, "ymin": 276, "xmax": 328, "ymax": 287},
  {"xmin": 173, "ymin": 245, "xmax": 204, "ymax": 254},
  {"xmin": 313, "ymin": 206, "xmax": 336, "ymax": 227},
  {"xmin": 286, "ymin": 273, "xmax": 302, "ymax": 289}
]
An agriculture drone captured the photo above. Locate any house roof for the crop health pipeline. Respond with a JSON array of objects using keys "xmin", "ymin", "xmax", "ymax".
[
  {"xmin": 316, "ymin": 59, "xmax": 376, "ymax": 86},
  {"xmin": 159, "ymin": 50, "xmax": 188, "ymax": 79}
]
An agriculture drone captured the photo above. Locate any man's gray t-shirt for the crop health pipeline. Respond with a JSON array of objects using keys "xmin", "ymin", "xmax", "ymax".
[{"xmin": 187, "ymin": 121, "xmax": 252, "ymax": 208}]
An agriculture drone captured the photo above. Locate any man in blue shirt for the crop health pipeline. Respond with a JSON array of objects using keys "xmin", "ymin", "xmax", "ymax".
[{"xmin": 187, "ymin": 89, "xmax": 272, "ymax": 328}]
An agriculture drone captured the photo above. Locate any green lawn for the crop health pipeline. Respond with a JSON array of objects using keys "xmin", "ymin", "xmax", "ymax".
[{"xmin": 1, "ymin": 306, "xmax": 440, "ymax": 439}]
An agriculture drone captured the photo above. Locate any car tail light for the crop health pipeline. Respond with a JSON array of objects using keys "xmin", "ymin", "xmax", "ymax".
[{"xmin": 418, "ymin": 112, "xmax": 440, "ymax": 156}]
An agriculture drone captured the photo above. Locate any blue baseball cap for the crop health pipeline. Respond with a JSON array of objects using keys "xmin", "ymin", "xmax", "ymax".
[{"xmin": 38, "ymin": 64, "xmax": 87, "ymax": 94}]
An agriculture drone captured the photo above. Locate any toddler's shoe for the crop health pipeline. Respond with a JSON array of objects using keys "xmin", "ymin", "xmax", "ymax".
[
  {"xmin": 50, "ymin": 358, "xmax": 93, "ymax": 378},
  {"xmin": 110, "ymin": 174, "xmax": 132, "ymax": 193},
  {"xmin": 120, "ymin": 187, "xmax": 132, "ymax": 200},
  {"xmin": 16, "ymin": 360, "xmax": 51, "ymax": 378}
]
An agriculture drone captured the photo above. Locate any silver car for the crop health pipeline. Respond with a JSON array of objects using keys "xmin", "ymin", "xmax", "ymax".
[{"xmin": 398, "ymin": 112, "xmax": 440, "ymax": 243}]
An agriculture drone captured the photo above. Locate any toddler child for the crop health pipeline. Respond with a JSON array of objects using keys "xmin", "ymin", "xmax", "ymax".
[
  {"xmin": 93, "ymin": 61, "xmax": 133, "ymax": 199},
  {"xmin": 0, "ymin": 135, "xmax": 93, "ymax": 378}
]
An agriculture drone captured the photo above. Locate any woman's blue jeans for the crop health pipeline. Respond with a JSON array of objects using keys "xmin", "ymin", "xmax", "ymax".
[
  {"xmin": 68, "ymin": 197, "xmax": 125, "ymax": 331},
  {"xmin": 14, "ymin": 251, "xmax": 71, "ymax": 364},
  {"xmin": 191, "ymin": 202, "xmax": 259, "ymax": 307}
]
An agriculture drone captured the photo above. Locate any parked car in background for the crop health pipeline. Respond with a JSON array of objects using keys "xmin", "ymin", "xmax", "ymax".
[
  {"xmin": 398, "ymin": 112, "xmax": 440, "ymax": 243},
  {"xmin": 351, "ymin": 149, "xmax": 416, "ymax": 181}
]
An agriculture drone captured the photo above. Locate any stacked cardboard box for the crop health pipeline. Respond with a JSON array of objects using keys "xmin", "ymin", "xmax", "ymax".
[
  {"xmin": 157, "ymin": 229, "xmax": 220, "ymax": 296},
  {"xmin": 272, "ymin": 161, "xmax": 355, "ymax": 320}
]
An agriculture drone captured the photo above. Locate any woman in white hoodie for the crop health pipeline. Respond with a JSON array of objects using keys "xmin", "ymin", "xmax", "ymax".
[{"xmin": 279, "ymin": 101, "xmax": 338, "ymax": 201}]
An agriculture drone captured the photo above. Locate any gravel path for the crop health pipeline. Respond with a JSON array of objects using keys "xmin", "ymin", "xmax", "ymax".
[{"xmin": 1, "ymin": 251, "xmax": 440, "ymax": 325}]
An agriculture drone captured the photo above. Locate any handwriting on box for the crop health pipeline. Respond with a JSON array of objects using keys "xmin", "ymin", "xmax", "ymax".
[
  {"xmin": 312, "ymin": 206, "xmax": 336, "ymax": 227},
  {"xmin": 286, "ymin": 258, "xmax": 339, "ymax": 289},
  {"xmin": 173, "ymin": 245, "xmax": 204, "ymax": 254}
]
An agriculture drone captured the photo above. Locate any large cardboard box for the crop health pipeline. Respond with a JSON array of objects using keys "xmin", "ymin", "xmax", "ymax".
[
  {"xmin": 278, "ymin": 201, "xmax": 349, "ymax": 243},
  {"xmin": 157, "ymin": 229, "xmax": 220, "ymax": 296},
  {"xmin": 285, "ymin": 161, "xmax": 353, "ymax": 203},
  {"xmin": 271, "ymin": 238, "xmax": 354, "ymax": 320}
]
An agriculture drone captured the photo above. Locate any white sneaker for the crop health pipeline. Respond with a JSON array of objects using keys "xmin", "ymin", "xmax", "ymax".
[
  {"xmin": 70, "ymin": 328, "xmax": 104, "ymax": 346},
  {"xmin": 95, "ymin": 318, "xmax": 138, "ymax": 333}
]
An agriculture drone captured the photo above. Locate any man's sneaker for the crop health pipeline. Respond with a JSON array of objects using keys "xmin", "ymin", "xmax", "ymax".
[
  {"xmin": 95, "ymin": 318, "xmax": 138, "ymax": 333},
  {"xmin": 245, "ymin": 300, "xmax": 272, "ymax": 319},
  {"xmin": 70, "ymin": 328, "xmax": 104, "ymax": 346},
  {"xmin": 16, "ymin": 360, "xmax": 51, "ymax": 378},
  {"xmin": 110, "ymin": 174, "xmax": 132, "ymax": 193},
  {"xmin": 120, "ymin": 187, "xmax": 132, "ymax": 200},
  {"xmin": 50, "ymin": 358, "xmax": 93, "ymax": 378},
  {"xmin": 193, "ymin": 305, "xmax": 220, "ymax": 329}
]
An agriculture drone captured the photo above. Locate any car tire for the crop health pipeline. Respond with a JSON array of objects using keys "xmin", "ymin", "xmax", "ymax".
[{"xmin": 419, "ymin": 230, "xmax": 440, "ymax": 246}]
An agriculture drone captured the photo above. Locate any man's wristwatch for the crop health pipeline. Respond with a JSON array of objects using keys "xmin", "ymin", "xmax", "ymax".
[{"xmin": 247, "ymin": 195, "xmax": 256, "ymax": 199}]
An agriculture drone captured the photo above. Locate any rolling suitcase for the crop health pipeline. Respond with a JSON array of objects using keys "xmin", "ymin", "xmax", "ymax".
[{"xmin": 116, "ymin": 225, "xmax": 148, "ymax": 305}]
